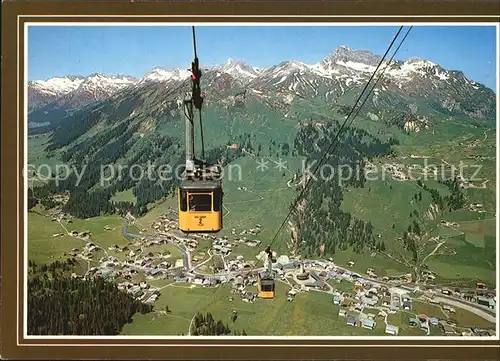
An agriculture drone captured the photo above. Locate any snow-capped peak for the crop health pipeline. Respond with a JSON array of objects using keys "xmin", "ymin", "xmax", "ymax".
[
  {"xmin": 139, "ymin": 67, "xmax": 191, "ymax": 84},
  {"xmin": 216, "ymin": 58, "xmax": 260, "ymax": 79},
  {"xmin": 265, "ymin": 60, "xmax": 312, "ymax": 77},
  {"xmin": 29, "ymin": 76, "xmax": 85, "ymax": 96},
  {"xmin": 405, "ymin": 57, "xmax": 437, "ymax": 68},
  {"xmin": 84, "ymin": 73, "xmax": 136, "ymax": 84},
  {"xmin": 28, "ymin": 73, "xmax": 138, "ymax": 111},
  {"xmin": 76, "ymin": 73, "xmax": 137, "ymax": 94}
]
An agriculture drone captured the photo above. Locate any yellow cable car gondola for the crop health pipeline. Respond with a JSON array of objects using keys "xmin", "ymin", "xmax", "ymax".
[
  {"xmin": 257, "ymin": 245, "xmax": 275, "ymax": 299},
  {"xmin": 178, "ymin": 179, "xmax": 223, "ymax": 233},
  {"xmin": 257, "ymin": 274, "xmax": 275, "ymax": 299},
  {"xmin": 178, "ymin": 26, "xmax": 223, "ymax": 233}
]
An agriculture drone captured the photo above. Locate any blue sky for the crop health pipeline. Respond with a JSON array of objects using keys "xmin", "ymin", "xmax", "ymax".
[{"xmin": 28, "ymin": 25, "xmax": 497, "ymax": 90}]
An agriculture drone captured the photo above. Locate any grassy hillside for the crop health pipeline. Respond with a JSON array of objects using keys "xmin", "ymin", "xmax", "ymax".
[{"xmin": 28, "ymin": 99, "xmax": 496, "ymax": 285}]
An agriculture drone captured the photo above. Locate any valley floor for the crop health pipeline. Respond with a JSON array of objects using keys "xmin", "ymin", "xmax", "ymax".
[{"xmin": 27, "ymin": 202, "xmax": 497, "ymax": 337}]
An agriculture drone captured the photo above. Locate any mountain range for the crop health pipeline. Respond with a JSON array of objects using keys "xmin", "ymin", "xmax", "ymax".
[{"xmin": 28, "ymin": 46, "xmax": 496, "ymax": 126}]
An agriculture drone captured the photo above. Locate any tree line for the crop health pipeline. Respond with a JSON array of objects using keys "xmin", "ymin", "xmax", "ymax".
[{"xmin": 417, "ymin": 177, "xmax": 466, "ymax": 213}]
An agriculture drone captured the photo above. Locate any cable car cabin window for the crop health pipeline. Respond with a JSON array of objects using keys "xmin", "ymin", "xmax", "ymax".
[
  {"xmin": 179, "ymin": 189, "xmax": 188, "ymax": 212},
  {"xmin": 261, "ymin": 280, "xmax": 275, "ymax": 292},
  {"xmin": 212, "ymin": 188, "xmax": 221, "ymax": 212},
  {"xmin": 188, "ymin": 193, "xmax": 212, "ymax": 212}
]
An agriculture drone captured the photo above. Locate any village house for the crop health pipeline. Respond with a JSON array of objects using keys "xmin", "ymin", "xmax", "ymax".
[
  {"xmin": 429, "ymin": 317, "xmax": 439, "ymax": 327},
  {"xmin": 158, "ymin": 261, "xmax": 171, "ymax": 269},
  {"xmin": 426, "ymin": 273, "xmax": 436, "ymax": 280},
  {"xmin": 145, "ymin": 293, "xmax": 159, "ymax": 304},
  {"xmin": 304, "ymin": 281, "xmax": 323, "ymax": 291},
  {"xmin": 385, "ymin": 324, "xmax": 399, "ymax": 335},
  {"xmin": 117, "ymin": 282, "xmax": 133, "ymax": 291},
  {"xmin": 364, "ymin": 295, "xmax": 379, "ymax": 307},
  {"xmin": 417, "ymin": 314, "xmax": 429, "ymax": 331},
  {"xmin": 362, "ymin": 319, "xmax": 376, "ymax": 330},
  {"xmin": 366, "ymin": 287, "xmax": 379, "ymax": 297},
  {"xmin": 234, "ymin": 275, "xmax": 244, "ymax": 287},
  {"xmin": 332, "ymin": 295, "xmax": 341, "ymax": 305},
  {"xmin": 442, "ymin": 304, "xmax": 456, "ymax": 314},
  {"xmin": 134, "ymin": 259, "xmax": 147, "ymax": 267},
  {"xmin": 220, "ymin": 247, "xmax": 231, "ymax": 256},
  {"xmin": 476, "ymin": 282, "xmax": 487, "ymax": 290},
  {"xmin": 354, "ymin": 303, "xmax": 363, "ymax": 312},
  {"xmin": 346, "ymin": 316, "xmax": 358, "ymax": 327},
  {"xmin": 388, "ymin": 306, "xmax": 398, "ymax": 314},
  {"xmin": 441, "ymin": 288, "xmax": 452, "ymax": 295},
  {"xmin": 460, "ymin": 329, "xmax": 474, "ymax": 337},
  {"xmin": 242, "ymin": 293, "xmax": 257, "ymax": 303},
  {"xmin": 147, "ymin": 269, "xmax": 164, "ymax": 277},
  {"xmin": 408, "ymin": 317, "xmax": 418, "ymax": 327},
  {"xmin": 402, "ymin": 298, "xmax": 412, "ymax": 311},
  {"xmin": 440, "ymin": 323, "xmax": 457, "ymax": 335},
  {"xmin": 173, "ymin": 275, "xmax": 188, "ymax": 283},
  {"xmin": 476, "ymin": 288, "xmax": 489, "ymax": 297},
  {"xmin": 130, "ymin": 286, "xmax": 144, "ymax": 298}
]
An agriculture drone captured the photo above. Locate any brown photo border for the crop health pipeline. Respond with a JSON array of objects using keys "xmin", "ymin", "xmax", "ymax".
[{"xmin": 2, "ymin": 1, "xmax": 500, "ymax": 360}]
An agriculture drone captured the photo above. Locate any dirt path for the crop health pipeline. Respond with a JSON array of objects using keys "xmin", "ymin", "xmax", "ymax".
[
  {"xmin": 419, "ymin": 240, "xmax": 446, "ymax": 265},
  {"xmin": 57, "ymin": 219, "xmax": 71, "ymax": 235},
  {"xmin": 192, "ymin": 250, "xmax": 213, "ymax": 271},
  {"xmin": 481, "ymin": 129, "xmax": 489, "ymax": 143}
]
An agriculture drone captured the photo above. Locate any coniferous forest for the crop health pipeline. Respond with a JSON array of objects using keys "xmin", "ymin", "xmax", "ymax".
[
  {"xmin": 27, "ymin": 260, "xmax": 152, "ymax": 335},
  {"xmin": 30, "ymin": 128, "xmax": 246, "ymax": 219},
  {"xmin": 292, "ymin": 121, "xmax": 394, "ymax": 257},
  {"xmin": 189, "ymin": 312, "xmax": 232, "ymax": 336}
]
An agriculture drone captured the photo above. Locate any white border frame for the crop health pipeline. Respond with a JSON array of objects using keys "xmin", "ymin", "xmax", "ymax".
[{"xmin": 19, "ymin": 18, "xmax": 500, "ymax": 347}]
